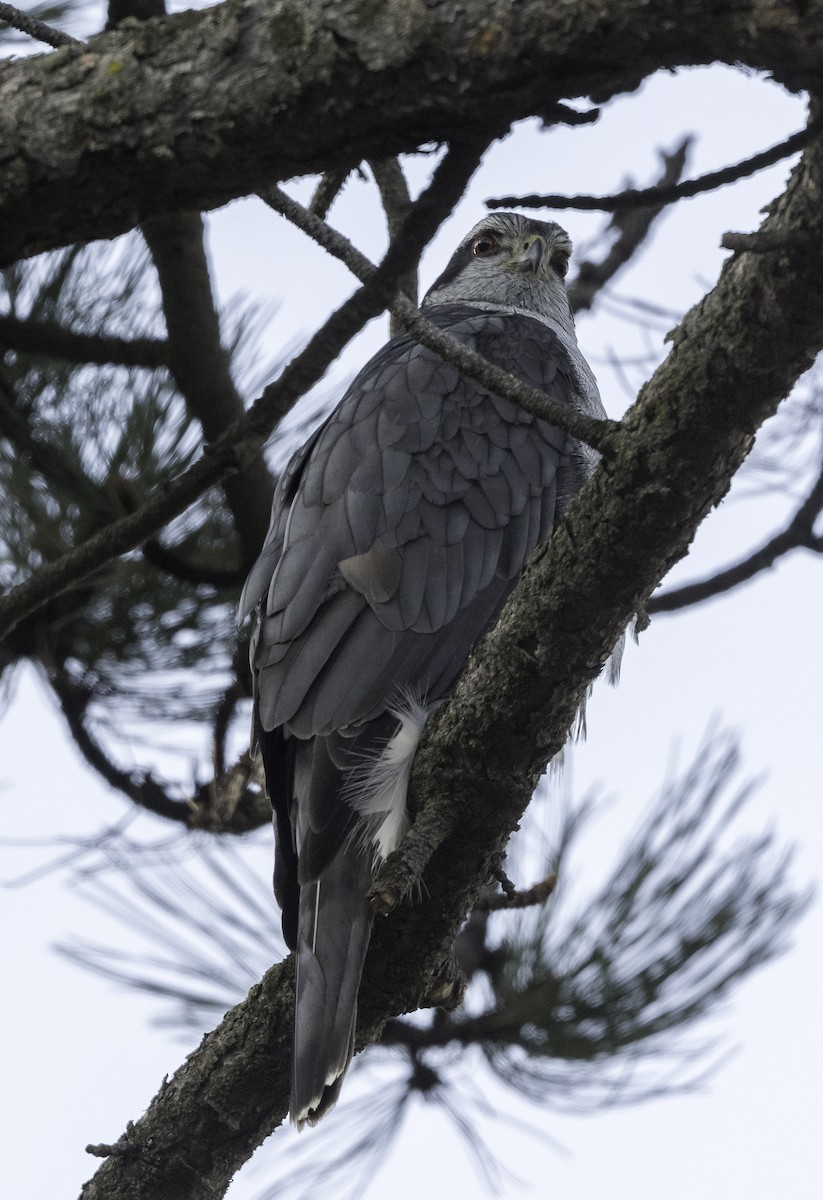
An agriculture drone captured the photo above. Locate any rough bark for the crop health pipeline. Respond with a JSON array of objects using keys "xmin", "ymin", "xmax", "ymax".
[
  {"xmin": 1, "ymin": 0, "xmax": 821, "ymax": 266},
  {"xmin": 78, "ymin": 110, "xmax": 823, "ymax": 1200}
]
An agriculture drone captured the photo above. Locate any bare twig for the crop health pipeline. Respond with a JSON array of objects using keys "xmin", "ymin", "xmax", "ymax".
[
  {"xmin": 260, "ymin": 185, "xmax": 619, "ymax": 452},
  {"xmin": 0, "ymin": 0, "xmax": 80, "ymax": 47},
  {"xmin": 0, "ymin": 137, "xmax": 491, "ymax": 645},
  {"xmin": 567, "ymin": 139, "xmax": 691, "ymax": 314},
  {"xmin": 488, "ymin": 119, "xmax": 818, "ymax": 212},
  {"xmin": 649, "ymin": 466, "xmax": 823, "ymax": 614}
]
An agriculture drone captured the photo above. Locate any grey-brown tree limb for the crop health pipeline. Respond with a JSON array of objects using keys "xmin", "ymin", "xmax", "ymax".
[
  {"xmin": 141, "ymin": 212, "xmax": 275, "ymax": 562},
  {"xmin": 77, "ymin": 100, "xmax": 823, "ymax": 1199},
  {"xmin": 0, "ymin": 0, "xmax": 821, "ymax": 267}
]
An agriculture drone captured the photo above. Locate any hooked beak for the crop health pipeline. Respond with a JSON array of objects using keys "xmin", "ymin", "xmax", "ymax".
[{"xmin": 512, "ymin": 235, "xmax": 545, "ymax": 273}]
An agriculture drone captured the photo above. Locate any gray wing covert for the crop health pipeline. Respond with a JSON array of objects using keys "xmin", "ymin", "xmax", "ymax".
[{"xmin": 250, "ymin": 306, "xmax": 590, "ymax": 738}]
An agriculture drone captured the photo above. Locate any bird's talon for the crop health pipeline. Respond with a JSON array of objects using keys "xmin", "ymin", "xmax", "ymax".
[{"xmin": 370, "ymin": 887, "xmax": 398, "ymax": 916}]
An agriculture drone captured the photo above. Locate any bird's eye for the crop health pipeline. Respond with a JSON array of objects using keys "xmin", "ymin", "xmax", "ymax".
[
  {"xmin": 472, "ymin": 234, "xmax": 499, "ymax": 257},
  {"xmin": 552, "ymin": 251, "xmax": 570, "ymax": 278}
]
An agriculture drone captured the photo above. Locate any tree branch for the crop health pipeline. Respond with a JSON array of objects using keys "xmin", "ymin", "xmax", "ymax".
[
  {"xmin": 567, "ymin": 138, "xmax": 691, "ymax": 314},
  {"xmin": 1, "ymin": 0, "xmax": 822, "ymax": 266},
  {"xmin": 48, "ymin": 668, "xmax": 192, "ymax": 824},
  {"xmin": 141, "ymin": 212, "xmax": 275, "ymax": 564},
  {"xmin": 308, "ymin": 168, "xmax": 352, "ymax": 219},
  {"xmin": 649, "ymin": 465, "xmax": 823, "ymax": 614},
  {"xmin": 369, "ymin": 157, "xmax": 418, "ymax": 329},
  {"xmin": 488, "ymin": 120, "xmax": 818, "ymax": 212},
  {"xmin": 0, "ymin": 312, "xmax": 168, "ymax": 368},
  {"xmin": 0, "ymin": 370, "xmax": 120, "ymax": 524}
]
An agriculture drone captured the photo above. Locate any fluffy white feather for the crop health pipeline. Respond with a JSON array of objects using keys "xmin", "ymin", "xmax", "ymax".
[{"xmin": 345, "ymin": 694, "xmax": 430, "ymax": 863}]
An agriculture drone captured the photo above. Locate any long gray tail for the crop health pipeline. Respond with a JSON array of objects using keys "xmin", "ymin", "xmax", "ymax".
[{"xmin": 291, "ymin": 842, "xmax": 374, "ymax": 1127}]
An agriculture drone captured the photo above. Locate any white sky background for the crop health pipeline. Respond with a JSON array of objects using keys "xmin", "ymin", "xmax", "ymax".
[{"xmin": 1, "ymin": 27, "xmax": 822, "ymax": 1200}]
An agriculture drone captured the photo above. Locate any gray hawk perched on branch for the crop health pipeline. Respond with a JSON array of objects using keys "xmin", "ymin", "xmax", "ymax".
[{"xmin": 240, "ymin": 212, "xmax": 605, "ymax": 1127}]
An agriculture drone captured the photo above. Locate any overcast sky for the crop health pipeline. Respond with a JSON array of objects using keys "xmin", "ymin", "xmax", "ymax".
[{"xmin": 2, "ymin": 24, "xmax": 821, "ymax": 1200}]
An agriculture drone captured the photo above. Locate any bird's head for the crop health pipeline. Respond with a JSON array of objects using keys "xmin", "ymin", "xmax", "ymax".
[{"xmin": 423, "ymin": 212, "xmax": 574, "ymax": 330}]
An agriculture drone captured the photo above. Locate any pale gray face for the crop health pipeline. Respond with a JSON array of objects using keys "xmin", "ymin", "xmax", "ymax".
[{"xmin": 423, "ymin": 212, "xmax": 575, "ymax": 329}]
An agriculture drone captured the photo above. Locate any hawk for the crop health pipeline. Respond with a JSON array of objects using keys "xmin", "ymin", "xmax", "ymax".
[{"xmin": 240, "ymin": 212, "xmax": 605, "ymax": 1126}]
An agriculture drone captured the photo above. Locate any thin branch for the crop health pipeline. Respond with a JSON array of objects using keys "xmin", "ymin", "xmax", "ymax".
[
  {"xmin": 567, "ymin": 139, "xmax": 691, "ymax": 314},
  {"xmin": 369, "ymin": 157, "xmax": 418, "ymax": 325},
  {"xmin": 0, "ymin": 0, "xmax": 80, "ymax": 47},
  {"xmin": 0, "ymin": 137, "xmax": 491, "ymax": 646},
  {"xmin": 649, "ymin": 465, "xmax": 823, "ymax": 614},
  {"xmin": 141, "ymin": 212, "xmax": 275, "ymax": 564},
  {"xmin": 0, "ymin": 312, "xmax": 168, "ymax": 368},
  {"xmin": 49, "ymin": 670, "xmax": 192, "ymax": 824},
  {"xmin": 488, "ymin": 119, "xmax": 818, "ymax": 212},
  {"xmin": 308, "ymin": 168, "xmax": 352, "ymax": 219},
  {"xmin": 260, "ymin": 185, "xmax": 619, "ymax": 452}
]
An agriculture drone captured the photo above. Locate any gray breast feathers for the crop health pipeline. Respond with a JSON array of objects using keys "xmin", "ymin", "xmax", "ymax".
[{"xmin": 245, "ymin": 304, "xmax": 604, "ymax": 740}]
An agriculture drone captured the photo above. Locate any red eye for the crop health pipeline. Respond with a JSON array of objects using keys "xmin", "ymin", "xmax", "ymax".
[
  {"xmin": 472, "ymin": 235, "xmax": 499, "ymax": 257},
  {"xmin": 552, "ymin": 251, "xmax": 570, "ymax": 278}
]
